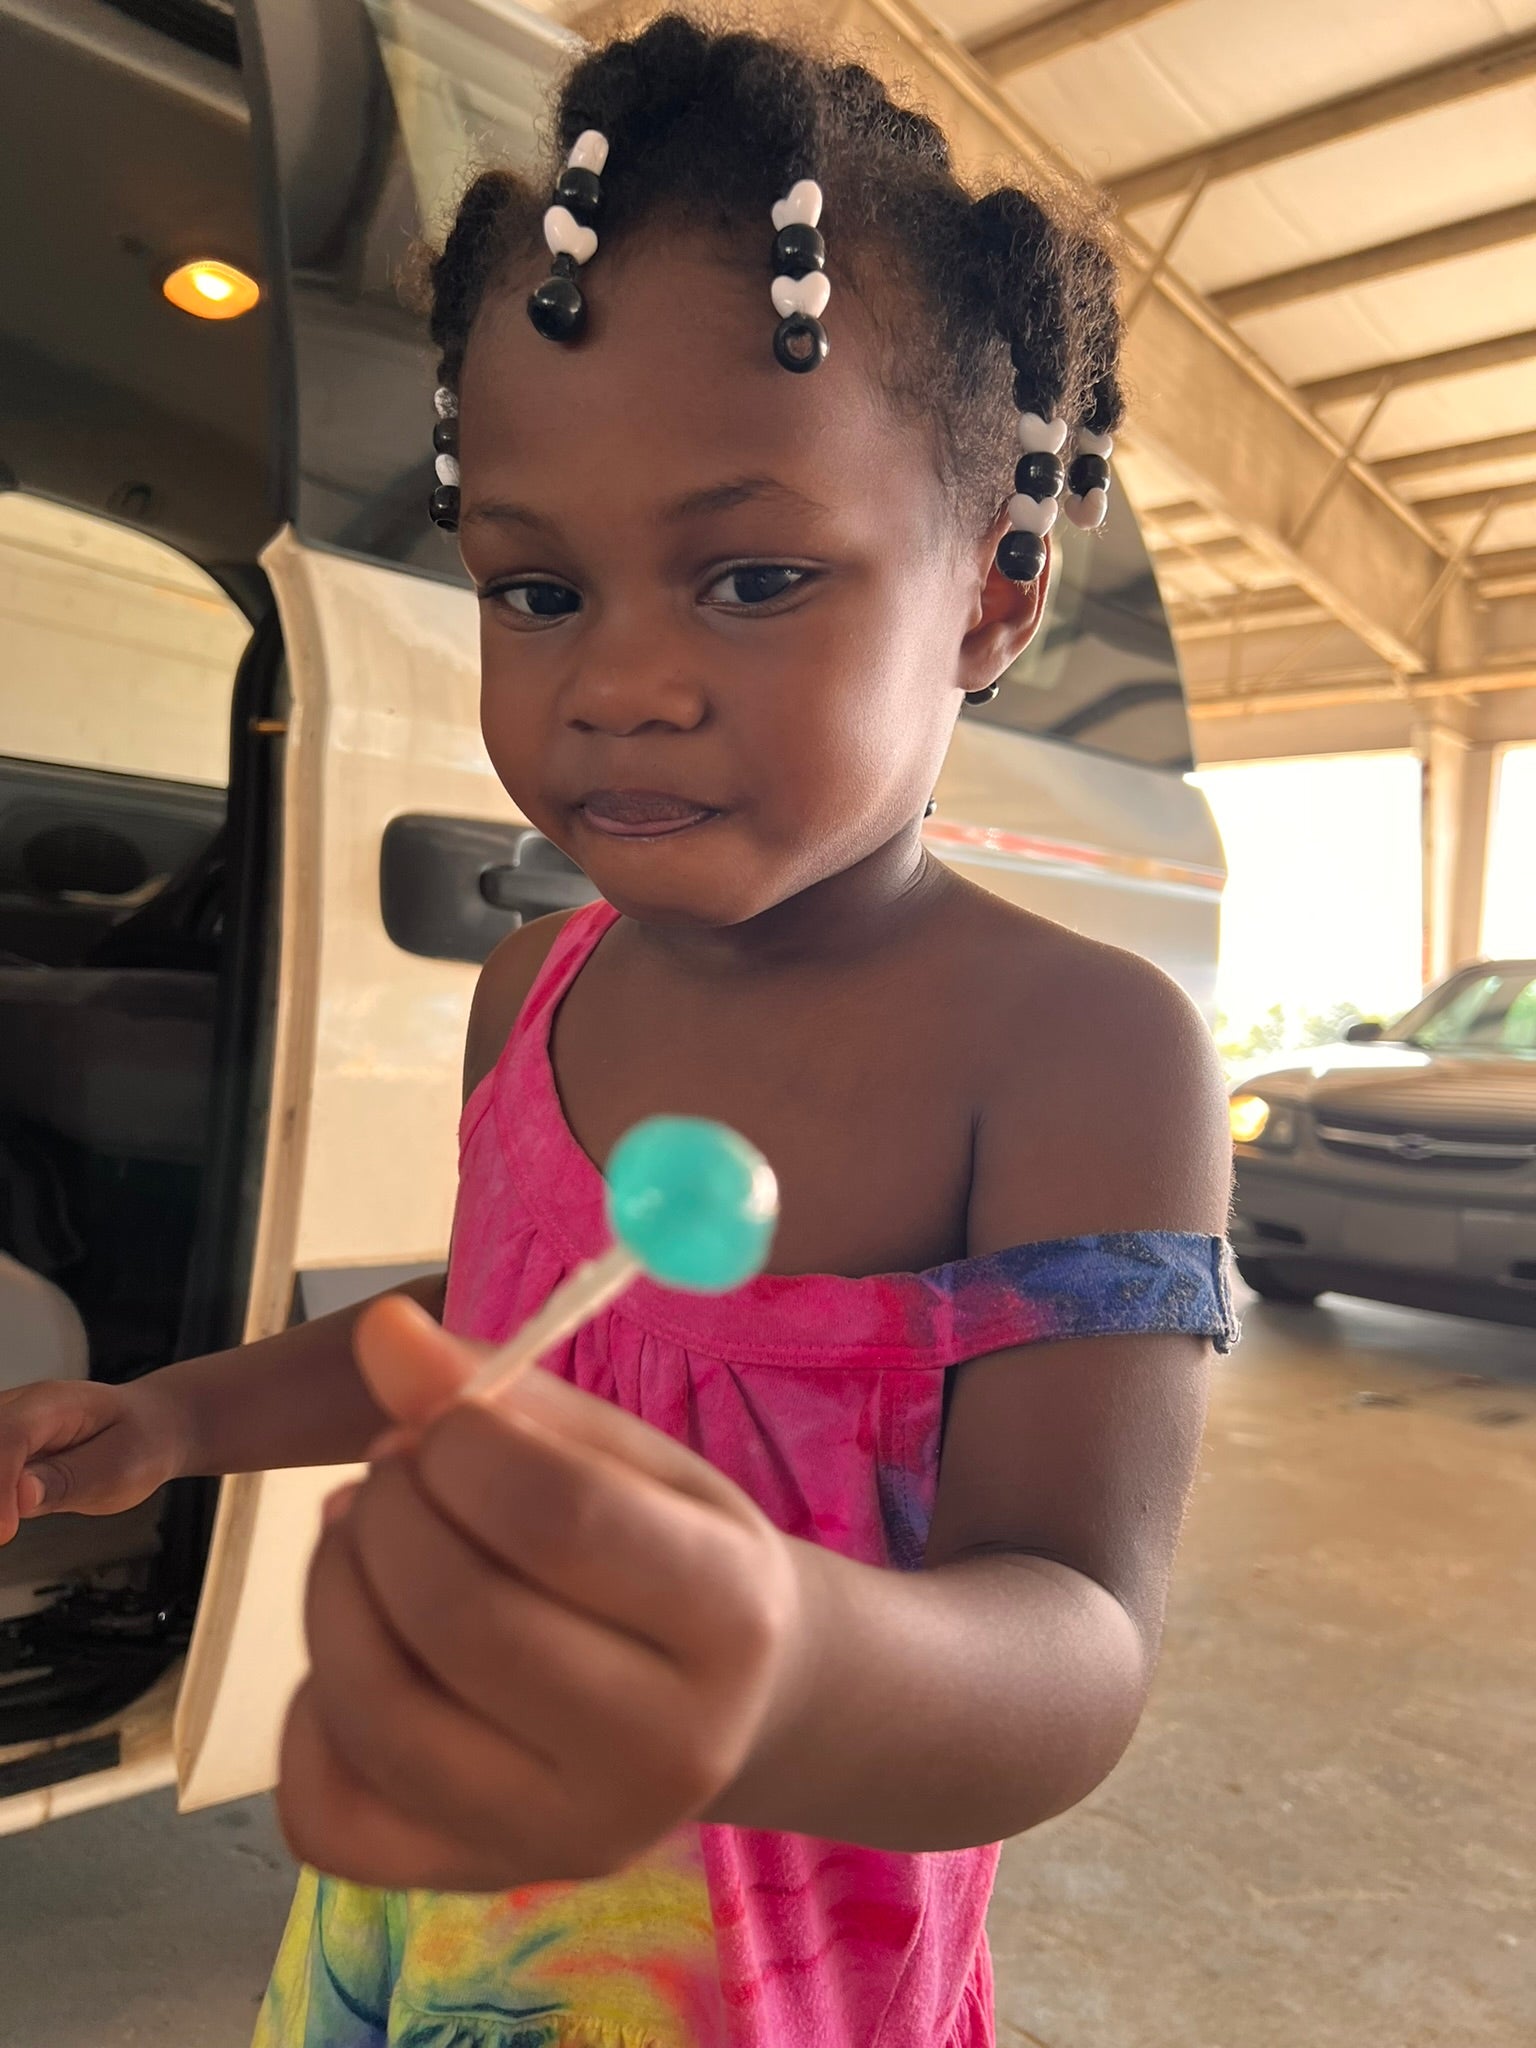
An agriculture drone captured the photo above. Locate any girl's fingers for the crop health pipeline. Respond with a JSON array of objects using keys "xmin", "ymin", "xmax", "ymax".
[
  {"xmin": 352, "ymin": 1294, "xmax": 483, "ymax": 1431},
  {"xmin": 412, "ymin": 1401, "xmax": 784, "ymax": 1668},
  {"xmin": 358, "ymin": 1293, "xmax": 738, "ymax": 1515},
  {"xmin": 277, "ymin": 1683, "xmax": 512, "ymax": 1892},
  {"xmin": 347, "ymin": 1453, "xmax": 686, "ymax": 1767},
  {"xmin": 301, "ymin": 1514, "xmax": 569, "ymax": 1850},
  {"xmin": 319, "ymin": 1480, "xmax": 361, "ymax": 1530},
  {"xmin": 486, "ymin": 1366, "xmax": 745, "ymax": 1511}
]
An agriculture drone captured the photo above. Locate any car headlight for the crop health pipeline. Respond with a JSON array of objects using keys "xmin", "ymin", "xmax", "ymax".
[{"xmin": 1229, "ymin": 1095, "xmax": 1297, "ymax": 1150}]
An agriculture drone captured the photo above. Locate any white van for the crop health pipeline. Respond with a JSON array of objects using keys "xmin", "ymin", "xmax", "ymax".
[{"xmin": 0, "ymin": 0, "xmax": 1224, "ymax": 1834}]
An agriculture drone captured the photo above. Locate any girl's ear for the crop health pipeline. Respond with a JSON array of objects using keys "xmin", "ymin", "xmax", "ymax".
[{"xmin": 957, "ymin": 518, "xmax": 1052, "ymax": 699}]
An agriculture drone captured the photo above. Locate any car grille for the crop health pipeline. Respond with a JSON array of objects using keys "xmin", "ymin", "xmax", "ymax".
[{"xmin": 1316, "ymin": 1117, "xmax": 1536, "ymax": 1171}]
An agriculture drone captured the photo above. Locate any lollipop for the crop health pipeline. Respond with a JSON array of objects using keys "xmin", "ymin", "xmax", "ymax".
[{"xmin": 466, "ymin": 1116, "xmax": 778, "ymax": 1406}]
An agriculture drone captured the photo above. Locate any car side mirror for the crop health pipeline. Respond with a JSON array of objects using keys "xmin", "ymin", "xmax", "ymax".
[{"xmin": 1344, "ymin": 1020, "xmax": 1384, "ymax": 1044}]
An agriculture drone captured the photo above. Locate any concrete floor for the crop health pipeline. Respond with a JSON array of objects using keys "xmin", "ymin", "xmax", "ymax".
[
  {"xmin": 2, "ymin": 1287, "xmax": 1532, "ymax": 2048},
  {"xmin": 991, "ymin": 1289, "xmax": 1536, "ymax": 2048}
]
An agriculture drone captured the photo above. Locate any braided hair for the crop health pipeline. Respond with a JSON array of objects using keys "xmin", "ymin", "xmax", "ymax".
[{"xmin": 425, "ymin": 13, "xmax": 1124, "ymax": 530}]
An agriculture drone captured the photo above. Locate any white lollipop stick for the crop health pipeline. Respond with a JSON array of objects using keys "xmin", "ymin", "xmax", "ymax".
[{"xmin": 466, "ymin": 1247, "xmax": 636, "ymax": 1407}]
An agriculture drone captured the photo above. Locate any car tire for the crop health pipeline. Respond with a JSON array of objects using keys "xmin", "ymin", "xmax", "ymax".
[{"xmin": 1236, "ymin": 1257, "xmax": 1321, "ymax": 1307}]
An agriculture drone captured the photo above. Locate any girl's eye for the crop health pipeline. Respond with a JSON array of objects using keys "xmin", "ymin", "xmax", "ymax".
[
  {"xmin": 704, "ymin": 565, "xmax": 808, "ymax": 609},
  {"xmin": 486, "ymin": 579, "xmax": 582, "ymax": 621}
]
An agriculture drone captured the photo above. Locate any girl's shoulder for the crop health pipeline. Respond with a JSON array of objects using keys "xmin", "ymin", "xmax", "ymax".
[
  {"xmin": 461, "ymin": 907, "xmax": 588, "ymax": 1106},
  {"xmin": 945, "ymin": 884, "xmax": 1232, "ymax": 1247}
]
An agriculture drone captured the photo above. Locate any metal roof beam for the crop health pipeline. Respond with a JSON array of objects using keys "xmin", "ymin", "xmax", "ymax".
[
  {"xmin": 1408, "ymin": 478, "xmax": 1536, "ymax": 523},
  {"xmin": 1168, "ymin": 591, "xmax": 1331, "ymax": 640},
  {"xmin": 966, "ymin": 0, "xmax": 1181, "ymax": 76},
  {"xmin": 1213, "ymin": 201, "xmax": 1536, "ymax": 320},
  {"xmin": 1376, "ymin": 428, "xmax": 1536, "ymax": 483},
  {"xmin": 1476, "ymin": 547, "xmax": 1536, "ymax": 597},
  {"xmin": 1299, "ymin": 328, "xmax": 1536, "ymax": 407},
  {"xmin": 1111, "ymin": 30, "xmax": 1536, "ymax": 212},
  {"xmin": 1191, "ymin": 662, "xmax": 1536, "ymax": 718}
]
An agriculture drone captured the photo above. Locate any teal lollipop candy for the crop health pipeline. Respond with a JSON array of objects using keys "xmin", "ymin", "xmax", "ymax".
[
  {"xmin": 466, "ymin": 1117, "xmax": 778, "ymax": 1405},
  {"xmin": 606, "ymin": 1116, "xmax": 778, "ymax": 1294}
]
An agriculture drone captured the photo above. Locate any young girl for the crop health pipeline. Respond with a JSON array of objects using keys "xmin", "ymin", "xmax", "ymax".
[{"xmin": 0, "ymin": 16, "xmax": 1234, "ymax": 2045}]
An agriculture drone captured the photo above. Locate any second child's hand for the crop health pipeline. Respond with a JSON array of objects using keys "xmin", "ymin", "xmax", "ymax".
[{"xmin": 279, "ymin": 1297, "xmax": 807, "ymax": 1890}]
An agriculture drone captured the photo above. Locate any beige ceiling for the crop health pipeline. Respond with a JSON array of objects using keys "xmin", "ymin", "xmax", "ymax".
[{"xmin": 943, "ymin": 0, "xmax": 1536, "ymax": 744}]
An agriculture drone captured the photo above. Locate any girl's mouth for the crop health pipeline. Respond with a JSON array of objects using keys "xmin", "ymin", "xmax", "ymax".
[{"xmin": 578, "ymin": 790, "xmax": 720, "ymax": 839}]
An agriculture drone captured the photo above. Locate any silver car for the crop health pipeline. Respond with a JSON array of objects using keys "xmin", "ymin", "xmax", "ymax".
[{"xmin": 1229, "ymin": 962, "xmax": 1536, "ymax": 1328}]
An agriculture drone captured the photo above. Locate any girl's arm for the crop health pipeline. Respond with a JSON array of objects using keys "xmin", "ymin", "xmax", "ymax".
[
  {"xmin": 711, "ymin": 1329, "xmax": 1204, "ymax": 1847},
  {"xmin": 711, "ymin": 950, "xmax": 1232, "ymax": 1847}
]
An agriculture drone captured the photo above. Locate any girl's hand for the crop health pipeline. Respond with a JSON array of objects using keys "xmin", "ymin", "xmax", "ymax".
[
  {"xmin": 277, "ymin": 1296, "xmax": 804, "ymax": 1890},
  {"xmin": 0, "ymin": 1376, "xmax": 189, "ymax": 1543}
]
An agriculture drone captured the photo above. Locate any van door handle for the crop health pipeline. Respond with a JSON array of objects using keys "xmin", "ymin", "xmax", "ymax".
[
  {"xmin": 380, "ymin": 814, "xmax": 597, "ymax": 963},
  {"xmin": 478, "ymin": 860, "xmax": 593, "ymax": 919}
]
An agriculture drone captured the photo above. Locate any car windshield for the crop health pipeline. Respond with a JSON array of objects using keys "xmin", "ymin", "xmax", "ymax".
[{"xmin": 1390, "ymin": 966, "xmax": 1536, "ymax": 1056}]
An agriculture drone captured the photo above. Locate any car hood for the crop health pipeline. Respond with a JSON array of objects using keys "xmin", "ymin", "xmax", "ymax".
[{"xmin": 1242, "ymin": 1044, "xmax": 1536, "ymax": 1133}]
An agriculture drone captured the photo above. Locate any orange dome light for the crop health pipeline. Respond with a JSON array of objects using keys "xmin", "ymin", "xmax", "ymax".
[{"xmin": 162, "ymin": 259, "xmax": 261, "ymax": 321}]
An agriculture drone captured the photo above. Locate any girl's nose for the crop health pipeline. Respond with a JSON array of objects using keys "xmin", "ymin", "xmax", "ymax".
[{"xmin": 563, "ymin": 624, "xmax": 709, "ymax": 736}]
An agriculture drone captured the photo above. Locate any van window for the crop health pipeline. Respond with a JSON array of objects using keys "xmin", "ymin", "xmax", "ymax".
[
  {"xmin": 0, "ymin": 492, "xmax": 241, "ymax": 970},
  {"xmin": 0, "ymin": 493, "xmax": 246, "ymax": 787},
  {"xmin": 962, "ymin": 500, "xmax": 1195, "ymax": 774},
  {"xmin": 246, "ymin": 0, "xmax": 570, "ymax": 578}
]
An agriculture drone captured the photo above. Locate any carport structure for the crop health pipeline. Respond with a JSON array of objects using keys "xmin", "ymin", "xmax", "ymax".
[{"xmin": 570, "ymin": 0, "xmax": 1536, "ymax": 978}]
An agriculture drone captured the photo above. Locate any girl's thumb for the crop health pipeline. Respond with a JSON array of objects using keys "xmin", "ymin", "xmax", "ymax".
[
  {"xmin": 20, "ymin": 1431, "xmax": 140, "ymax": 1516},
  {"xmin": 353, "ymin": 1293, "xmax": 481, "ymax": 1430}
]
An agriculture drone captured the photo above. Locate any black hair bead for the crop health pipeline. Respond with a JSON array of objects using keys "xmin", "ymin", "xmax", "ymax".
[
  {"xmin": 773, "ymin": 314, "xmax": 828, "ymax": 374},
  {"xmin": 997, "ymin": 530, "xmax": 1047, "ymax": 583},
  {"xmin": 772, "ymin": 224, "xmax": 825, "ymax": 278},
  {"xmin": 432, "ymin": 416, "xmax": 457, "ymax": 456},
  {"xmin": 528, "ymin": 274, "xmax": 585, "ymax": 342},
  {"xmin": 1014, "ymin": 451, "xmax": 1065, "ymax": 500},
  {"xmin": 555, "ymin": 166, "xmax": 602, "ymax": 225},
  {"xmin": 1068, "ymin": 452, "xmax": 1111, "ymax": 495},
  {"xmin": 429, "ymin": 483, "xmax": 460, "ymax": 531}
]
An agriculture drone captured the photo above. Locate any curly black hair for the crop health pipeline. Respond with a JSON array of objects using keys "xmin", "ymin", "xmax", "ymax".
[{"xmin": 425, "ymin": 12, "xmax": 1125, "ymax": 529}]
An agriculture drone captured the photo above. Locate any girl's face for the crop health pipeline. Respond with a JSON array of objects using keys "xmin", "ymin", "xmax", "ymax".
[{"xmin": 457, "ymin": 231, "xmax": 1044, "ymax": 928}]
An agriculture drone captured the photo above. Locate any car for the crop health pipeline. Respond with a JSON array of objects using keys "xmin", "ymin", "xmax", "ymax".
[
  {"xmin": 0, "ymin": 0, "xmax": 1223, "ymax": 1835},
  {"xmin": 1229, "ymin": 961, "xmax": 1536, "ymax": 1327}
]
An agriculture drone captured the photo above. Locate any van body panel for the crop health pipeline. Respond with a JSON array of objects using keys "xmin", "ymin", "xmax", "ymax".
[
  {"xmin": 0, "ymin": 1670, "xmax": 178, "ymax": 1839},
  {"xmin": 256, "ymin": 532, "xmax": 509, "ymax": 1274},
  {"xmin": 932, "ymin": 719, "xmax": 1224, "ymax": 1017}
]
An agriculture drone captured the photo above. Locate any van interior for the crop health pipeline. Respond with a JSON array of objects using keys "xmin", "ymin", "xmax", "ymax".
[{"xmin": 0, "ymin": 0, "xmax": 278, "ymax": 1752}]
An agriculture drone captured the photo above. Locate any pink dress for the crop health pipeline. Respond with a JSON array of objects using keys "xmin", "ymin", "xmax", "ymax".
[{"xmin": 255, "ymin": 901, "xmax": 1235, "ymax": 2048}]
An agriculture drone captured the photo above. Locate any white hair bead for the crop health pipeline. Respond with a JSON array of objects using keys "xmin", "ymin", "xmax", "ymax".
[
  {"xmin": 543, "ymin": 205, "xmax": 598, "ymax": 266},
  {"xmin": 771, "ymin": 180, "xmax": 823, "ymax": 232},
  {"xmin": 433, "ymin": 386, "xmax": 458, "ymax": 419},
  {"xmin": 568, "ymin": 130, "xmax": 610, "ymax": 174},
  {"xmin": 771, "ymin": 272, "xmax": 831, "ymax": 320},
  {"xmin": 1008, "ymin": 492, "xmax": 1059, "ymax": 536},
  {"xmin": 1064, "ymin": 487, "xmax": 1109, "ymax": 531},
  {"xmin": 434, "ymin": 452, "xmax": 461, "ymax": 486},
  {"xmin": 1077, "ymin": 429, "xmax": 1115, "ymax": 458},
  {"xmin": 1016, "ymin": 412, "xmax": 1069, "ymax": 455}
]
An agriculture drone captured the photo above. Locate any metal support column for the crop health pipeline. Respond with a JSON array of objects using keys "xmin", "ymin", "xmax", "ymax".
[{"xmin": 1414, "ymin": 722, "xmax": 1500, "ymax": 983}]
